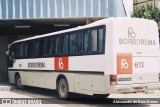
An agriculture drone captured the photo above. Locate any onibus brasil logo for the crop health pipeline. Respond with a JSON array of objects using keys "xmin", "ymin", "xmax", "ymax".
[{"xmin": 1, "ymin": 99, "xmax": 42, "ymax": 104}]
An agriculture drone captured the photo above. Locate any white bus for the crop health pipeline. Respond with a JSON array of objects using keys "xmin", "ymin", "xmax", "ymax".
[{"xmin": 6, "ymin": 17, "xmax": 160, "ymax": 99}]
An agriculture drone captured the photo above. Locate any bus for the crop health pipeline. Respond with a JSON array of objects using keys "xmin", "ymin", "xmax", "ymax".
[{"xmin": 6, "ymin": 17, "xmax": 160, "ymax": 99}]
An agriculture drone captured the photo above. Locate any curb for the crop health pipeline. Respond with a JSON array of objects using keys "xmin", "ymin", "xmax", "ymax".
[
  {"xmin": 0, "ymin": 86, "xmax": 14, "ymax": 91},
  {"xmin": 0, "ymin": 82, "xmax": 15, "ymax": 91}
]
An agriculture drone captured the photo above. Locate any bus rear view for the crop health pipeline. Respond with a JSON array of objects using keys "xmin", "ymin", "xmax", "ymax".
[{"xmin": 107, "ymin": 18, "xmax": 160, "ymax": 93}]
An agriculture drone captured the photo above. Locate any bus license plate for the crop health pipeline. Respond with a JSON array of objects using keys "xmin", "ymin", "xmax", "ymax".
[{"xmin": 134, "ymin": 87, "xmax": 144, "ymax": 92}]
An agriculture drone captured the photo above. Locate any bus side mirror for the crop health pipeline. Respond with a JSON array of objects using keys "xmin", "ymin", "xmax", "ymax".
[{"xmin": 6, "ymin": 51, "xmax": 9, "ymax": 58}]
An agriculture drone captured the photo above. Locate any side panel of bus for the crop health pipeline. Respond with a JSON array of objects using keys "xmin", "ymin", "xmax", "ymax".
[
  {"xmin": 8, "ymin": 54, "xmax": 107, "ymax": 95},
  {"xmin": 8, "ymin": 22, "xmax": 109, "ymax": 95}
]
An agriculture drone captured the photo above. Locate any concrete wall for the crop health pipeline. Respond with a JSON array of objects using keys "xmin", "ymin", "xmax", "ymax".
[{"xmin": 0, "ymin": 36, "xmax": 8, "ymax": 82}]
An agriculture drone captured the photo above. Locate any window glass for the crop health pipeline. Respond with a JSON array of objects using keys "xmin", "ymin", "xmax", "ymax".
[
  {"xmin": 77, "ymin": 31, "xmax": 83, "ymax": 53},
  {"xmin": 28, "ymin": 41, "xmax": 34, "ymax": 57},
  {"xmin": 98, "ymin": 28, "xmax": 104, "ymax": 52},
  {"xmin": 52, "ymin": 37, "xmax": 59, "ymax": 55},
  {"xmin": 62, "ymin": 35, "xmax": 69, "ymax": 55},
  {"xmin": 91, "ymin": 29, "xmax": 98, "ymax": 52},
  {"xmin": 16, "ymin": 44, "xmax": 20, "ymax": 58},
  {"xmin": 35, "ymin": 40, "xmax": 40, "ymax": 56},
  {"xmin": 39, "ymin": 39, "xmax": 45, "ymax": 56},
  {"xmin": 24, "ymin": 43, "xmax": 28, "ymax": 57},
  {"xmin": 35, "ymin": 39, "xmax": 45, "ymax": 57},
  {"xmin": 46, "ymin": 38, "xmax": 52, "ymax": 56},
  {"xmin": 84, "ymin": 30, "xmax": 89, "ymax": 53},
  {"xmin": 19, "ymin": 43, "xmax": 24, "ymax": 57},
  {"xmin": 69, "ymin": 33, "xmax": 76, "ymax": 54},
  {"xmin": 23, "ymin": 41, "xmax": 34, "ymax": 58}
]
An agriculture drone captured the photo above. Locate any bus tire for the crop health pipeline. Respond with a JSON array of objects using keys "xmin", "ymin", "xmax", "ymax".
[
  {"xmin": 15, "ymin": 75, "xmax": 26, "ymax": 90},
  {"xmin": 57, "ymin": 78, "xmax": 69, "ymax": 99}
]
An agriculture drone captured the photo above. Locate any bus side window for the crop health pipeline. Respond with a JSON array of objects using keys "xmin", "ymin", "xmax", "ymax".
[
  {"xmin": 24, "ymin": 43, "xmax": 28, "ymax": 57},
  {"xmin": 19, "ymin": 43, "xmax": 24, "ymax": 58},
  {"xmin": 69, "ymin": 33, "xmax": 77, "ymax": 54},
  {"xmin": 52, "ymin": 36, "xmax": 59, "ymax": 56},
  {"xmin": 77, "ymin": 31, "xmax": 83, "ymax": 53},
  {"xmin": 39, "ymin": 39, "xmax": 45, "ymax": 56},
  {"xmin": 35, "ymin": 39, "xmax": 45, "ymax": 57},
  {"xmin": 90, "ymin": 29, "xmax": 98, "ymax": 52},
  {"xmin": 62, "ymin": 35, "xmax": 69, "ymax": 55},
  {"xmin": 98, "ymin": 28, "xmax": 104, "ymax": 52},
  {"xmin": 46, "ymin": 37, "xmax": 52, "ymax": 56},
  {"xmin": 28, "ymin": 41, "xmax": 34, "ymax": 57},
  {"xmin": 16, "ymin": 44, "xmax": 20, "ymax": 58},
  {"xmin": 35, "ymin": 40, "xmax": 40, "ymax": 57},
  {"xmin": 24, "ymin": 41, "xmax": 34, "ymax": 58},
  {"xmin": 84, "ymin": 30, "xmax": 89, "ymax": 53}
]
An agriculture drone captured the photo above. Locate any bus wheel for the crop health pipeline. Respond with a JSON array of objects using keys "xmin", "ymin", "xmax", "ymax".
[
  {"xmin": 58, "ymin": 78, "xmax": 69, "ymax": 99},
  {"xmin": 15, "ymin": 75, "xmax": 26, "ymax": 90}
]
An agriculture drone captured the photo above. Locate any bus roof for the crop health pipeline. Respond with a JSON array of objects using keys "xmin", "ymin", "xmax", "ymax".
[{"xmin": 11, "ymin": 17, "xmax": 156, "ymax": 45}]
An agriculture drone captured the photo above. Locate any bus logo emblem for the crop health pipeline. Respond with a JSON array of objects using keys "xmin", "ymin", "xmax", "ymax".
[
  {"xmin": 55, "ymin": 57, "xmax": 68, "ymax": 71},
  {"xmin": 128, "ymin": 27, "xmax": 136, "ymax": 39},
  {"xmin": 117, "ymin": 54, "xmax": 132, "ymax": 74},
  {"xmin": 121, "ymin": 59, "xmax": 129, "ymax": 69},
  {"xmin": 59, "ymin": 58, "xmax": 64, "ymax": 69}
]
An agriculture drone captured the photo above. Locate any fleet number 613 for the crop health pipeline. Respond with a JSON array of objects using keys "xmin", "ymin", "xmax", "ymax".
[{"xmin": 134, "ymin": 62, "xmax": 144, "ymax": 68}]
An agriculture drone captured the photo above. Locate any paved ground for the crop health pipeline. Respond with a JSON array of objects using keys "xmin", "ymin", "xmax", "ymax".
[{"xmin": 1, "ymin": 85, "xmax": 160, "ymax": 107}]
